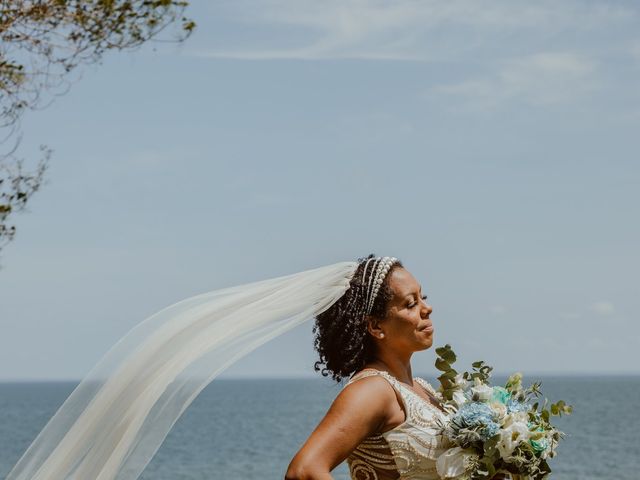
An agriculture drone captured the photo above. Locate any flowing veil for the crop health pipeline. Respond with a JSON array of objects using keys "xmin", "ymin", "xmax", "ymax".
[{"xmin": 6, "ymin": 261, "xmax": 357, "ymax": 480}]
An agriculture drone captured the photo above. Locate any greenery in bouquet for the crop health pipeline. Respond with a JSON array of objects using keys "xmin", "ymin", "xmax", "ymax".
[{"xmin": 433, "ymin": 345, "xmax": 572, "ymax": 480}]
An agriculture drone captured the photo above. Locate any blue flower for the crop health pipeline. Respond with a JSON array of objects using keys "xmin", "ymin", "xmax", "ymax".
[
  {"xmin": 451, "ymin": 402, "xmax": 500, "ymax": 441},
  {"xmin": 506, "ymin": 398, "xmax": 529, "ymax": 414}
]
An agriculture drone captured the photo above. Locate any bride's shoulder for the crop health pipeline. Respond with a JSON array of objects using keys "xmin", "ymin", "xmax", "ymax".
[
  {"xmin": 339, "ymin": 369, "xmax": 400, "ymax": 406},
  {"xmin": 341, "ymin": 369, "xmax": 396, "ymax": 396},
  {"xmin": 347, "ymin": 367, "xmax": 384, "ymax": 382},
  {"xmin": 332, "ymin": 371, "xmax": 398, "ymax": 421},
  {"xmin": 318, "ymin": 378, "xmax": 388, "ymax": 428}
]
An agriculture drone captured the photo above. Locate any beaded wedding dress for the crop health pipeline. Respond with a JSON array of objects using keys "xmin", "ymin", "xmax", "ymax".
[{"xmin": 345, "ymin": 369, "xmax": 451, "ymax": 480}]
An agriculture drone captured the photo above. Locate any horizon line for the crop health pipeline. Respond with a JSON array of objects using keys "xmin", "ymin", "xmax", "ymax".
[{"xmin": 2, "ymin": 371, "xmax": 639, "ymax": 383}]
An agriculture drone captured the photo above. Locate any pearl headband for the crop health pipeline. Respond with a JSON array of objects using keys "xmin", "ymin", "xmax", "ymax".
[{"xmin": 362, "ymin": 256, "xmax": 398, "ymax": 315}]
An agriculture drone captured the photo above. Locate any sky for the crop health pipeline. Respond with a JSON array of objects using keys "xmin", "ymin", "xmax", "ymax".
[{"xmin": 0, "ymin": 0, "xmax": 638, "ymax": 380}]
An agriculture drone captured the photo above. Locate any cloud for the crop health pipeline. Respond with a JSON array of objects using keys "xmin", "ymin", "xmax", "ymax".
[
  {"xmin": 193, "ymin": 0, "xmax": 637, "ymax": 61},
  {"xmin": 591, "ymin": 301, "xmax": 615, "ymax": 316},
  {"xmin": 430, "ymin": 52, "xmax": 598, "ymax": 109}
]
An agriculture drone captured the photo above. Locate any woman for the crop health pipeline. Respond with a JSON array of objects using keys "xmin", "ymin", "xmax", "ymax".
[{"xmin": 285, "ymin": 255, "xmax": 451, "ymax": 480}]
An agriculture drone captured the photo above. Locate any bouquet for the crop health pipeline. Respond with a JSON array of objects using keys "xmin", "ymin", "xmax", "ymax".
[{"xmin": 433, "ymin": 345, "xmax": 572, "ymax": 480}]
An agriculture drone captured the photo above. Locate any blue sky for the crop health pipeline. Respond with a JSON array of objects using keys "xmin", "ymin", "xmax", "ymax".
[{"xmin": 1, "ymin": 0, "xmax": 638, "ymax": 380}]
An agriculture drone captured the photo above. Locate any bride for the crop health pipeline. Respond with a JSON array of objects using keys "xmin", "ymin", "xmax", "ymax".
[
  {"xmin": 286, "ymin": 255, "xmax": 450, "ymax": 480},
  {"xmin": 5, "ymin": 254, "xmax": 512, "ymax": 479}
]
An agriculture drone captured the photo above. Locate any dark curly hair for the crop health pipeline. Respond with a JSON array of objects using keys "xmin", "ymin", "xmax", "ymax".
[{"xmin": 313, "ymin": 254, "xmax": 403, "ymax": 383}]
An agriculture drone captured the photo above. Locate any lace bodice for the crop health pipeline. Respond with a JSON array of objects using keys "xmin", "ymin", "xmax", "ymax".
[{"xmin": 345, "ymin": 369, "xmax": 451, "ymax": 480}]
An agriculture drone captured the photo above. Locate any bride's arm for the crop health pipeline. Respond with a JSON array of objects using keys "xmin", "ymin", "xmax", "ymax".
[{"xmin": 284, "ymin": 376, "xmax": 396, "ymax": 480}]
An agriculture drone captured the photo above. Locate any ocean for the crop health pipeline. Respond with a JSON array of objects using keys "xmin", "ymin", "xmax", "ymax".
[{"xmin": 0, "ymin": 376, "xmax": 637, "ymax": 479}]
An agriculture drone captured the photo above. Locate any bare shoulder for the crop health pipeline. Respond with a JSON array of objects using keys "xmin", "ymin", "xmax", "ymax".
[
  {"xmin": 340, "ymin": 373, "xmax": 397, "ymax": 405},
  {"xmin": 329, "ymin": 373, "xmax": 399, "ymax": 431}
]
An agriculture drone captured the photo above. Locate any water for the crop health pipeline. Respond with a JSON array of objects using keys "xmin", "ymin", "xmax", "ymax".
[{"xmin": 0, "ymin": 376, "xmax": 638, "ymax": 479}]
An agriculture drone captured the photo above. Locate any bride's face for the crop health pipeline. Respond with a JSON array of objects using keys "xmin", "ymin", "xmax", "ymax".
[{"xmin": 379, "ymin": 267, "xmax": 434, "ymax": 352}]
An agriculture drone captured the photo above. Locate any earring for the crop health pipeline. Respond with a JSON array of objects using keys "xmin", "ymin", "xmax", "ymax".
[{"xmin": 379, "ymin": 333, "xmax": 385, "ymax": 339}]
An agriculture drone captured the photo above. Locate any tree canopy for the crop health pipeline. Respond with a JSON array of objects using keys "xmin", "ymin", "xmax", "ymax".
[{"xmin": 0, "ymin": 0, "xmax": 195, "ymax": 252}]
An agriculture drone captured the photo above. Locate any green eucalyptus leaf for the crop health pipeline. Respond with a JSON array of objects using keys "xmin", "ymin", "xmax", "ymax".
[
  {"xmin": 440, "ymin": 349, "xmax": 457, "ymax": 364},
  {"xmin": 440, "ymin": 369, "xmax": 458, "ymax": 380},
  {"xmin": 435, "ymin": 358, "xmax": 451, "ymax": 372}
]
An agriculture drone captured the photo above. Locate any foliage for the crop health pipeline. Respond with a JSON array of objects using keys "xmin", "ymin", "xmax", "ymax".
[
  {"xmin": 0, "ymin": 0, "xmax": 195, "ymax": 255},
  {"xmin": 0, "ymin": 145, "xmax": 48, "ymax": 249}
]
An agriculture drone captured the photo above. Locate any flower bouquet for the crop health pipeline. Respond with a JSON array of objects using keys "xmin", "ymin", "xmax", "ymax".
[{"xmin": 433, "ymin": 345, "xmax": 572, "ymax": 480}]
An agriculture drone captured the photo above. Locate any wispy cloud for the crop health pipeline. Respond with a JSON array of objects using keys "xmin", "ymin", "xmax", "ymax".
[
  {"xmin": 192, "ymin": 0, "xmax": 637, "ymax": 61},
  {"xmin": 187, "ymin": 1, "xmax": 639, "ymax": 112},
  {"xmin": 430, "ymin": 52, "xmax": 599, "ymax": 109}
]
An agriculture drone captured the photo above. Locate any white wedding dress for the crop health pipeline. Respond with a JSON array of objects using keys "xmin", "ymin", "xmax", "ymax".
[{"xmin": 345, "ymin": 369, "xmax": 452, "ymax": 480}]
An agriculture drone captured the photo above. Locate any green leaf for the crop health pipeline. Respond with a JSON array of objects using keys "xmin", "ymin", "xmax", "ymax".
[
  {"xmin": 435, "ymin": 345, "xmax": 450, "ymax": 356},
  {"xmin": 539, "ymin": 459, "xmax": 552, "ymax": 474},
  {"xmin": 438, "ymin": 375, "xmax": 453, "ymax": 388},
  {"xmin": 483, "ymin": 434, "xmax": 500, "ymax": 458},
  {"xmin": 439, "ymin": 348, "xmax": 457, "ymax": 364},
  {"xmin": 541, "ymin": 409, "xmax": 550, "ymax": 423},
  {"xmin": 479, "ymin": 457, "xmax": 496, "ymax": 478},
  {"xmin": 440, "ymin": 369, "xmax": 458, "ymax": 380},
  {"xmin": 435, "ymin": 358, "xmax": 451, "ymax": 372}
]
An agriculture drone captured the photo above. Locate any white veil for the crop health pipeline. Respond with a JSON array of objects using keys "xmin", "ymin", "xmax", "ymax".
[{"xmin": 5, "ymin": 261, "xmax": 358, "ymax": 480}]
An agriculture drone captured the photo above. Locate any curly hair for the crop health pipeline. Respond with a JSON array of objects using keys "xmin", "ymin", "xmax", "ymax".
[{"xmin": 313, "ymin": 254, "xmax": 403, "ymax": 383}]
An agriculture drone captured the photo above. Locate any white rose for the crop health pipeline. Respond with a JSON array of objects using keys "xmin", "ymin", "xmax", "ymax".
[
  {"xmin": 436, "ymin": 447, "xmax": 478, "ymax": 479},
  {"xmin": 471, "ymin": 383, "xmax": 493, "ymax": 402},
  {"xmin": 452, "ymin": 390, "xmax": 467, "ymax": 408},
  {"xmin": 453, "ymin": 373, "xmax": 467, "ymax": 388},
  {"xmin": 503, "ymin": 411, "xmax": 528, "ymax": 427},
  {"xmin": 497, "ymin": 421, "xmax": 531, "ymax": 459},
  {"xmin": 490, "ymin": 402, "xmax": 507, "ymax": 421}
]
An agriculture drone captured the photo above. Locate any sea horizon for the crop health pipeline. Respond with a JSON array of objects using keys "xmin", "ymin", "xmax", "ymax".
[{"xmin": 1, "ymin": 371, "xmax": 638, "ymax": 383}]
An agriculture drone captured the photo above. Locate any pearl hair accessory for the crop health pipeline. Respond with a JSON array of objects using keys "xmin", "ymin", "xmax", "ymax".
[{"xmin": 363, "ymin": 256, "xmax": 398, "ymax": 315}]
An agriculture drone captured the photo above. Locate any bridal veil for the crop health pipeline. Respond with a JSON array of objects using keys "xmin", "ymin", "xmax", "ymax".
[{"xmin": 6, "ymin": 261, "xmax": 357, "ymax": 480}]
